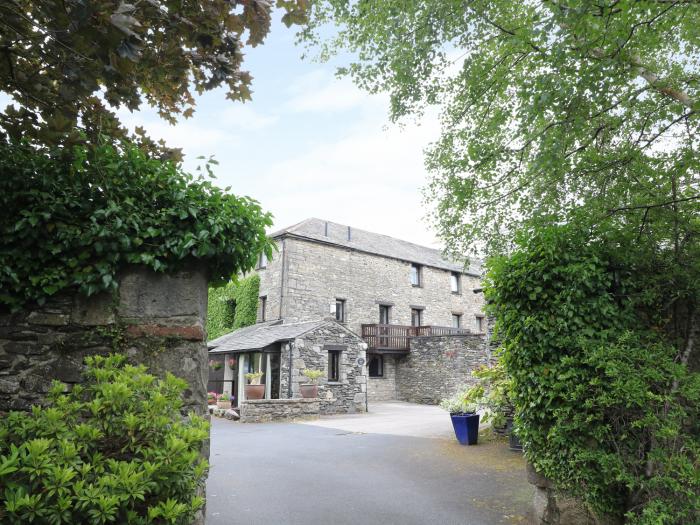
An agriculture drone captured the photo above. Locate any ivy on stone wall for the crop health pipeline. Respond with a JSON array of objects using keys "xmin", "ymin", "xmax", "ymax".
[
  {"xmin": 0, "ymin": 141, "xmax": 273, "ymax": 311},
  {"xmin": 206, "ymin": 274, "xmax": 260, "ymax": 340}
]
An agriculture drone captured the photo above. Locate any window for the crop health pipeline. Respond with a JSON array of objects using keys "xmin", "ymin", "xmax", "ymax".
[
  {"xmin": 410, "ymin": 264, "xmax": 422, "ymax": 287},
  {"xmin": 368, "ymin": 355, "xmax": 384, "ymax": 378},
  {"xmin": 259, "ymin": 296, "xmax": 267, "ymax": 322},
  {"xmin": 257, "ymin": 252, "xmax": 268, "ymax": 269},
  {"xmin": 379, "ymin": 304, "xmax": 391, "ymax": 324},
  {"xmin": 475, "ymin": 315, "xmax": 484, "ymax": 332},
  {"xmin": 335, "ymin": 299, "xmax": 346, "ymax": 322},
  {"xmin": 450, "ymin": 272, "xmax": 461, "ymax": 294},
  {"xmin": 452, "ymin": 314, "xmax": 462, "ymax": 328},
  {"xmin": 328, "ymin": 350, "xmax": 341, "ymax": 382},
  {"xmin": 411, "ymin": 308, "xmax": 423, "ymax": 327}
]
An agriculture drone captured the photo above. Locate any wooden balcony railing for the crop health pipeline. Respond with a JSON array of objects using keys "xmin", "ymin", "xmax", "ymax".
[{"xmin": 361, "ymin": 324, "xmax": 471, "ymax": 351}]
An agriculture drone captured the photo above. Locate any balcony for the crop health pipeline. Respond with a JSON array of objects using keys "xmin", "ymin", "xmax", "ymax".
[{"xmin": 361, "ymin": 324, "xmax": 471, "ymax": 352}]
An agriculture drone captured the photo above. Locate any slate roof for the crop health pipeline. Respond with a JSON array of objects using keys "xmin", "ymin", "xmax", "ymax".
[
  {"xmin": 270, "ymin": 218, "xmax": 481, "ymax": 275},
  {"xmin": 208, "ymin": 319, "xmax": 328, "ymax": 353}
]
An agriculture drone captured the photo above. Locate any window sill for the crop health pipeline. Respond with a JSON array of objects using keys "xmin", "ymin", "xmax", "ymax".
[
  {"xmin": 411, "ymin": 284, "xmax": 422, "ymax": 288},
  {"xmin": 451, "ymin": 291, "xmax": 461, "ymax": 296}
]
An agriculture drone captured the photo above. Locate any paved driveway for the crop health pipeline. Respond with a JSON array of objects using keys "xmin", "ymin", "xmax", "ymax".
[{"xmin": 206, "ymin": 402, "xmax": 532, "ymax": 525}]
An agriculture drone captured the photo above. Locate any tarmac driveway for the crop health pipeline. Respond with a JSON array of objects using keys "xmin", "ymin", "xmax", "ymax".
[{"xmin": 206, "ymin": 402, "xmax": 532, "ymax": 525}]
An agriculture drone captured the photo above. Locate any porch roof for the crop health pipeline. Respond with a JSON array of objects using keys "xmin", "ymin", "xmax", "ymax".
[{"xmin": 208, "ymin": 319, "xmax": 327, "ymax": 353}]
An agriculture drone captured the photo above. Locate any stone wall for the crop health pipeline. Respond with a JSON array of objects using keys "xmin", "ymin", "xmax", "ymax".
[
  {"xmin": 367, "ymin": 354, "xmax": 398, "ymax": 402},
  {"xmin": 280, "ymin": 320, "xmax": 367, "ymax": 414},
  {"xmin": 259, "ymin": 238, "xmax": 486, "ymax": 336},
  {"xmin": 0, "ymin": 265, "xmax": 209, "ymax": 415},
  {"xmin": 239, "ymin": 398, "xmax": 320, "ymax": 423},
  {"xmin": 396, "ymin": 334, "xmax": 491, "ymax": 405}
]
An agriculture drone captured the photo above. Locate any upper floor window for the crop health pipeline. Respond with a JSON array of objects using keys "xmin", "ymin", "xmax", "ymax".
[
  {"xmin": 379, "ymin": 304, "xmax": 391, "ymax": 325},
  {"xmin": 410, "ymin": 264, "xmax": 422, "ymax": 287},
  {"xmin": 257, "ymin": 252, "xmax": 268, "ymax": 269},
  {"xmin": 475, "ymin": 315, "xmax": 485, "ymax": 332},
  {"xmin": 411, "ymin": 308, "xmax": 423, "ymax": 327},
  {"xmin": 335, "ymin": 298, "xmax": 346, "ymax": 323},
  {"xmin": 259, "ymin": 296, "xmax": 267, "ymax": 322},
  {"xmin": 450, "ymin": 272, "xmax": 461, "ymax": 294},
  {"xmin": 452, "ymin": 314, "xmax": 462, "ymax": 328}
]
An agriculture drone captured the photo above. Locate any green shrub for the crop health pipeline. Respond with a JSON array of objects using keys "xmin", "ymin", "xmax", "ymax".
[
  {"xmin": 206, "ymin": 273, "xmax": 260, "ymax": 339},
  {"xmin": 486, "ymin": 224, "xmax": 700, "ymax": 524},
  {"xmin": 301, "ymin": 369, "xmax": 324, "ymax": 383},
  {"xmin": 0, "ymin": 354, "xmax": 209, "ymax": 524},
  {"xmin": 439, "ymin": 385, "xmax": 483, "ymax": 415},
  {"xmin": 0, "ymin": 140, "xmax": 273, "ymax": 311}
]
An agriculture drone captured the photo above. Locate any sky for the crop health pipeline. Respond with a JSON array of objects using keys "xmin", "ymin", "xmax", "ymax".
[{"xmin": 114, "ymin": 14, "xmax": 444, "ymax": 249}]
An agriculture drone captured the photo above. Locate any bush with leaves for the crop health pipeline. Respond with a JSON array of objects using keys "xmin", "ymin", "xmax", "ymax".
[
  {"xmin": 439, "ymin": 385, "xmax": 483, "ymax": 415},
  {"xmin": 0, "ymin": 354, "xmax": 209, "ymax": 524},
  {"xmin": 0, "ymin": 140, "xmax": 273, "ymax": 311},
  {"xmin": 485, "ymin": 224, "xmax": 700, "ymax": 524}
]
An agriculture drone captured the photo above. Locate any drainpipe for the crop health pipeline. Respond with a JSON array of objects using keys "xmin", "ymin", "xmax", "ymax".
[
  {"xmin": 278, "ymin": 238, "xmax": 287, "ymax": 320},
  {"xmin": 287, "ymin": 341, "xmax": 294, "ymax": 399}
]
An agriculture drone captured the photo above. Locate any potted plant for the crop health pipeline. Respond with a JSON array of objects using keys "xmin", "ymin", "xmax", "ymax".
[
  {"xmin": 440, "ymin": 385, "xmax": 483, "ymax": 445},
  {"xmin": 216, "ymin": 392, "xmax": 232, "ymax": 409},
  {"xmin": 207, "ymin": 392, "xmax": 217, "ymax": 405},
  {"xmin": 209, "ymin": 359, "xmax": 223, "ymax": 371},
  {"xmin": 244, "ymin": 371, "xmax": 265, "ymax": 400},
  {"xmin": 227, "ymin": 357, "xmax": 236, "ymax": 368},
  {"xmin": 300, "ymin": 369, "xmax": 323, "ymax": 398}
]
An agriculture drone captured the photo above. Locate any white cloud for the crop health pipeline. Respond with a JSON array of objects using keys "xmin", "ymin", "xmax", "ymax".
[
  {"xmin": 220, "ymin": 104, "xmax": 279, "ymax": 130},
  {"xmin": 285, "ymin": 70, "xmax": 373, "ymax": 114},
  {"xmin": 219, "ymin": 105, "xmax": 445, "ymax": 248}
]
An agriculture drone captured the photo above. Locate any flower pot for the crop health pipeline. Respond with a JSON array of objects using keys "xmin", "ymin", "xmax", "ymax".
[
  {"xmin": 300, "ymin": 384, "xmax": 318, "ymax": 398},
  {"xmin": 245, "ymin": 384, "xmax": 265, "ymax": 400},
  {"xmin": 217, "ymin": 400, "xmax": 231, "ymax": 409},
  {"xmin": 506, "ymin": 417, "xmax": 523, "ymax": 452},
  {"xmin": 450, "ymin": 413, "xmax": 480, "ymax": 445}
]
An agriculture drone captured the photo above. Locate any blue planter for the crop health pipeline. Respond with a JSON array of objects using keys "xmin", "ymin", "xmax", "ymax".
[{"xmin": 450, "ymin": 413, "xmax": 480, "ymax": 445}]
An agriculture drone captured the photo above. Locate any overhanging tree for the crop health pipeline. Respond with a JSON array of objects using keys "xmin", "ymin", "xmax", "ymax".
[
  {"xmin": 0, "ymin": 0, "xmax": 307, "ymax": 155},
  {"xmin": 303, "ymin": 0, "xmax": 699, "ymax": 254}
]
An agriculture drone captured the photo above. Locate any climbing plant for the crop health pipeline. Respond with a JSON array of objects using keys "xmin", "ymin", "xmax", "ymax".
[
  {"xmin": 206, "ymin": 274, "xmax": 261, "ymax": 339},
  {"xmin": 0, "ymin": 140, "xmax": 273, "ymax": 311}
]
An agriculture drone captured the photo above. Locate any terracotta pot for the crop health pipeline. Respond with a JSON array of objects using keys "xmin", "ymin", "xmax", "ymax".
[
  {"xmin": 300, "ymin": 384, "xmax": 318, "ymax": 399},
  {"xmin": 217, "ymin": 400, "xmax": 231, "ymax": 409},
  {"xmin": 245, "ymin": 384, "xmax": 265, "ymax": 400}
]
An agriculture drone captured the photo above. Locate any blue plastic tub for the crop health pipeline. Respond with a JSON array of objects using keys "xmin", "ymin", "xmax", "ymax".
[{"xmin": 450, "ymin": 413, "xmax": 480, "ymax": 445}]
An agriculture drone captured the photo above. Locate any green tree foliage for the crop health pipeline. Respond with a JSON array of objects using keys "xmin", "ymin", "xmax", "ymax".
[
  {"xmin": 0, "ymin": 0, "xmax": 308, "ymax": 154},
  {"xmin": 0, "ymin": 354, "xmax": 209, "ymax": 524},
  {"xmin": 0, "ymin": 141, "xmax": 273, "ymax": 310},
  {"xmin": 485, "ymin": 225, "xmax": 700, "ymax": 524},
  {"xmin": 302, "ymin": 0, "xmax": 699, "ymax": 256},
  {"xmin": 206, "ymin": 273, "xmax": 261, "ymax": 339}
]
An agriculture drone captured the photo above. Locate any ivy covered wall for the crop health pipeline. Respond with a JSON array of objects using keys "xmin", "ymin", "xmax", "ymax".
[{"xmin": 206, "ymin": 274, "xmax": 260, "ymax": 340}]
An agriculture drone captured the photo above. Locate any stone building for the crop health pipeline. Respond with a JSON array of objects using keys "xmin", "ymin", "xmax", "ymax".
[{"xmin": 208, "ymin": 218, "xmax": 490, "ymax": 412}]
